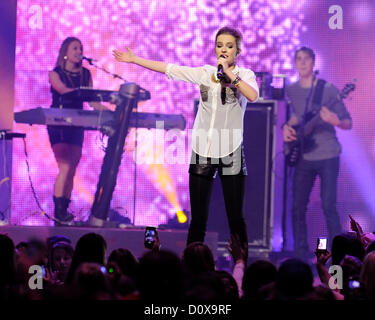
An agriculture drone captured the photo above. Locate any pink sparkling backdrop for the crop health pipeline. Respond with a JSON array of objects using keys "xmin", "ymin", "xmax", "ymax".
[{"xmin": 12, "ymin": 0, "xmax": 305, "ymax": 227}]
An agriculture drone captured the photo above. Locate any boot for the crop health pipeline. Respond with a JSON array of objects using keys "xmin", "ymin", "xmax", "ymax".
[{"xmin": 53, "ymin": 196, "xmax": 74, "ymax": 226}]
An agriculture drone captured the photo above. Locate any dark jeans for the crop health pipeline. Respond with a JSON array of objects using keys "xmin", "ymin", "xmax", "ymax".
[{"xmin": 292, "ymin": 157, "xmax": 342, "ymax": 257}]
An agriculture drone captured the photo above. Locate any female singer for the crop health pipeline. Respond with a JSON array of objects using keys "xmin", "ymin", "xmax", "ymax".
[{"xmin": 113, "ymin": 27, "xmax": 258, "ymax": 249}]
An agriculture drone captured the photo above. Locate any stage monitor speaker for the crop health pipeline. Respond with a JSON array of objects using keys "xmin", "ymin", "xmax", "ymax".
[{"xmin": 202, "ymin": 100, "xmax": 277, "ymax": 251}]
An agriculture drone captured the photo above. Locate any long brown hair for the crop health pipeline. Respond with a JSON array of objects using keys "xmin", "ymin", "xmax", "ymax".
[{"xmin": 55, "ymin": 37, "xmax": 83, "ymax": 69}]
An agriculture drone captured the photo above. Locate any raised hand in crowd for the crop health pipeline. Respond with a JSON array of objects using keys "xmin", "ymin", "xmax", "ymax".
[
  {"xmin": 315, "ymin": 249, "xmax": 331, "ymax": 266},
  {"xmin": 314, "ymin": 249, "xmax": 332, "ymax": 287},
  {"xmin": 349, "ymin": 214, "xmax": 375, "ymax": 250},
  {"xmin": 227, "ymin": 233, "xmax": 247, "ymax": 264},
  {"xmin": 361, "ymin": 232, "xmax": 375, "ymax": 250}
]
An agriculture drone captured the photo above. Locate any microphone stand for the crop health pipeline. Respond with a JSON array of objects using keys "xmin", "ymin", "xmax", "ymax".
[
  {"xmin": 85, "ymin": 59, "xmax": 127, "ymax": 82},
  {"xmin": 84, "ymin": 58, "xmax": 137, "ymax": 226}
]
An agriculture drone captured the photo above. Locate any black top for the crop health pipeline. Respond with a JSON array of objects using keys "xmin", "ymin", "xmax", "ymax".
[{"xmin": 50, "ymin": 66, "xmax": 91, "ymax": 110}]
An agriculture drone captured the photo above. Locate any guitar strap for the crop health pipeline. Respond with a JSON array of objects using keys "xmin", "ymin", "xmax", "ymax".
[
  {"xmin": 299, "ymin": 79, "xmax": 326, "ymax": 155},
  {"xmin": 312, "ymin": 79, "xmax": 326, "ymax": 107}
]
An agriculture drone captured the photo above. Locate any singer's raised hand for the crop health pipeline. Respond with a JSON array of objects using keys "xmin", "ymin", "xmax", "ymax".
[
  {"xmin": 113, "ymin": 48, "xmax": 167, "ymax": 74},
  {"xmin": 113, "ymin": 47, "xmax": 136, "ymax": 63}
]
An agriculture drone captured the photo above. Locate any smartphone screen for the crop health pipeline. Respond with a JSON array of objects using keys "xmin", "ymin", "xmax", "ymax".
[
  {"xmin": 349, "ymin": 280, "xmax": 360, "ymax": 289},
  {"xmin": 144, "ymin": 227, "xmax": 157, "ymax": 249},
  {"xmin": 317, "ymin": 237, "xmax": 327, "ymax": 250}
]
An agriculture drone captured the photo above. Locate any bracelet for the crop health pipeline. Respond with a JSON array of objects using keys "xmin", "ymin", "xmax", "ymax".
[{"xmin": 232, "ymin": 75, "xmax": 242, "ymax": 87}]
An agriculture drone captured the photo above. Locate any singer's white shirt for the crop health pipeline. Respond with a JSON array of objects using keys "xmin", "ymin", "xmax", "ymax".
[{"xmin": 166, "ymin": 64, "xmax": 259, "ymax": 158}]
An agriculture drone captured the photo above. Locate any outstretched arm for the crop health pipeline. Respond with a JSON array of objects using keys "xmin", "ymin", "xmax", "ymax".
[{"xmin": 113, "ymin": 47, "xmax": 167, "ymax": 74}]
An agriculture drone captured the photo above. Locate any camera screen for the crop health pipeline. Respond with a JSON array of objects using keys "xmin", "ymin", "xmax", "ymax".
[
  {"xmin": 349, "ymin": 280, "xmax": 360, "ymax": 289},
  {"xmin": 145, "ymin": 229, "xmax": 156, "ymax": 242},
  {"xmin": 317, "ymin": 238, "xmax": 327, "ymax": 250}
]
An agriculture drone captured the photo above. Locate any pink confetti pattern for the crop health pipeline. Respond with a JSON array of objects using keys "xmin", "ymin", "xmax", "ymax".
[{"xmin": 13, "ymin": 0, "xmax": 305, "ymax": 226}]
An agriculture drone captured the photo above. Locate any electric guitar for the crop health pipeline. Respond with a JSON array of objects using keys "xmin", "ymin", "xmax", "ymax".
[{"xmin": 285, "ymin": 81, "xmax": 356, "ymax": 167}]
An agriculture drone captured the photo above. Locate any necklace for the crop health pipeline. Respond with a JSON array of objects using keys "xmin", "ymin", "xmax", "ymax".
[
  {"xmin": 58, "ymin": 69, "xmax": 83, "ymax": 109},
  {"xmin": 211, "ymin": 73, "xmax": 220, "ymax": 83},
  {"xmin": 63, "ymin": 68, "xmax": 83, "ymax": 88}
]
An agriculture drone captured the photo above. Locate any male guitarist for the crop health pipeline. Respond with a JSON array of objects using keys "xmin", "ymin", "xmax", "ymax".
[{"xmin": 282, "ymin": 47, "xmax": 352, "ymax": 260}]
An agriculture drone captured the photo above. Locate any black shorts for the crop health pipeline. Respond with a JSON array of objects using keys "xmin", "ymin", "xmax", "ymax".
[
  {"xmin": 47, "ymin": 126, "xmax": 84, "ymax": 147},
  {"xmin": 189, "ymin": 145, "xmax": 247, "ymax": 178}
]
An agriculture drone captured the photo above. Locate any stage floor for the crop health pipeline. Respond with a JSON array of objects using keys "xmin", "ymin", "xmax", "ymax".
[{"xmin": 0, "ymin": 225, "xmax": 218, "ymax": 259}]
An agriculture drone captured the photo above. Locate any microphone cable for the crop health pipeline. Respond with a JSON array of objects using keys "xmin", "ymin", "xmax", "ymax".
[{"xmin": 22, "ymin": 137, "xmax": 59, "ymax": 224}]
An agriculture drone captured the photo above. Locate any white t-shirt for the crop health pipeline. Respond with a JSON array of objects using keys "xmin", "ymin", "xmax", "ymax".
[{"xmin": 166, "ymin": 64, "xmax": 259, "ymax": 158}]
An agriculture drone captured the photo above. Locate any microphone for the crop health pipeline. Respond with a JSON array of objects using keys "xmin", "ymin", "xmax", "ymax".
[
  {"xmin": 80, "ymin": 55, "xmax": 97, "ymax": 64},
  {"xmin": 217, "ymin": 55, "xmax": 225, "ymax": 80},
  {"xmin": 313, "ymin": 70, "xmax": 319, "ymax": 76}
]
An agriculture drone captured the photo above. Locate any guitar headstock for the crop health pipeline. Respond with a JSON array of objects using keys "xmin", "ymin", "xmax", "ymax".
[{"xmin": 339, "ymin": 79, "xmax": 356, "ymax": 99}]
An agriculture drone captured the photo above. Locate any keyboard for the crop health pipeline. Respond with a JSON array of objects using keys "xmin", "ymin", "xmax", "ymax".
[{"xmin": 14, "ymin": 107, "xmax": 186, "ymax": 131}]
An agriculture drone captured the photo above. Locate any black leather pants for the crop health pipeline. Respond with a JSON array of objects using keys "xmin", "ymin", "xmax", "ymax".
[{"xmin": 186, "ymin": 145, "xmax": 248, "ymax": 245}]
